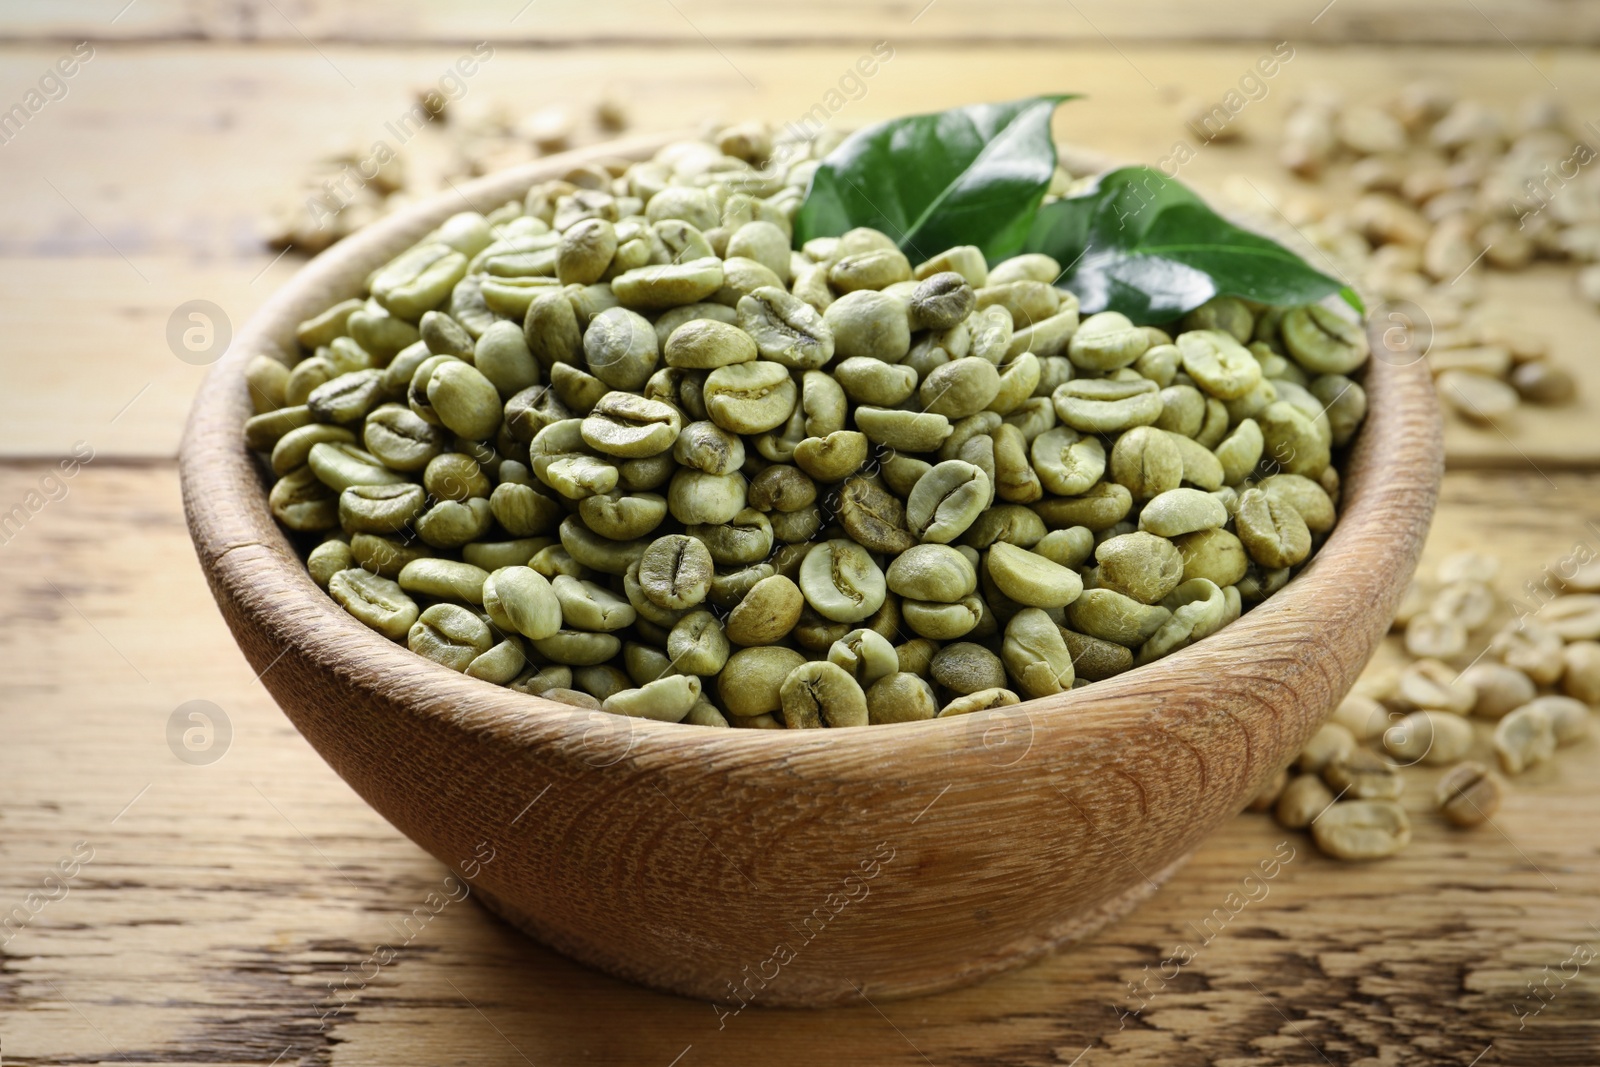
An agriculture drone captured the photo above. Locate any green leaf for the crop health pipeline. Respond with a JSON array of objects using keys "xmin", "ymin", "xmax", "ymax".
[
  {"xmin": 1024, "ymin": 166, "xmax": 1353, "ymax": 324},
  {"xmin": 793, "ymin": 94, "xmax": 1079, "ymax": 263}
]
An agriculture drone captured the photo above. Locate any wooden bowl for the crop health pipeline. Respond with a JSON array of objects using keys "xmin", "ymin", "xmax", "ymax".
[{"xmin": 180, "ymin": 135, "xmax": 1443, "ymax": 1007}]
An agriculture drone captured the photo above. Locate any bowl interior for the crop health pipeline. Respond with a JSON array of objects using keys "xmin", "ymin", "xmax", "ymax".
[{"xmin": 182, "ymin": 133, "xmax": 1443, "ymax": 777}]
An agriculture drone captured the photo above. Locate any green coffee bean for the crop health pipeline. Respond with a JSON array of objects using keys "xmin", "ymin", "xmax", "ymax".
[
  {"xmin": 854, "ymin": 407, "xmax": 952, "ymax": 453},
  {"xmin": 976, "ymin": 279, "xmax": 1057, "ymax": 326},
  {"xmin": 604, "ymin": 674, "xmax": 704, "ymax": 722},
  {"xmin": 610, "ymin": 256, "xmax": 725, "ymax": 310},
  {"xmin": 1173, "ymin": 527, "xmax": 1249, "ymax": 587},
  {"xmin": 308, "ymin": 442, "xmax": 408, "ymax": 492},
  {"xmin": 667, "ymin": 469, "xmax": 746, "ymax": 525},
  {"xmin": 530, "ymin": 629, "xmax": 623, "ymax": 666},
  {"xmin": 307, "ymin": 539, "xmax": 353, "ymax": 588},
  {"xmin": 1052, "ymin": 377, "xmax": 1163, "ymax": 433},
  {"xmin": 1138, "ymin": 487, "xmax": 1228, "ymax": 538},
  {"xmin": 1309, "ymin": 374, "xmax": 1367, "ymax": 448},
  {"xmin": 901, "ymin": 595, "xmax": 983, "ymax": 640},
  {"xmin": 408, "ymin": 603, "xmax": 494, "ymax": 671},
  {"xmin": 996, "ymin": 608, "xmax": 1075, "ymax": 697},
  {"xmin": 835, "ymin": 357, "xmax": 918, "ymax": 407},
  {"xmin": 1493, "ymin": 703, "xmax": 1556, "ymax": 775},
  {"xmin": 723, "ymin": 574, "xmax": 803, "ymax": 647},
  {"xmin": 577, "ymin": 491, "xmax": 667, "ymax": 542},
  {"xmin": 862, "ymin": 672, "xmax": 935, "ymax": 724},
  {"xmin": 584, "ymin": 306, "xmax": 659, "ymax": 390},
  {"xmin": 823, "ymin": 290, "xmax": 911, "ymax": 362},
  {"xmin": 1096, "ymin": 532, "xmax": 1183, "ymax": 604},
  {"xmin": 915, "ymin": 356, "xmax": 997, "ymax": 418},
  {"xmin": 372, "ymin": 242, "xmax": 468, "ymax": 322},
  {"xmin": 1235, "ymin": 487, "xmax": 1313, "ymax": 568},
  {"xmin": 483, "ymin": 566, "xmax": 562, "ymax": 640},
  {"xmin": 558, "ymin": 515, "xmax": 647, "ymax": 575},
  {"xmin": 463, "ymin": 638, "xmax": 524, "ymax": 684},
  {"xmin": 1068, "ymin": 312, "xmax": 1149, "ymax": 371},
  {"xmin": 1109, "ymin": 425, "xmax": 1182, "ymax": 500},
  {"xmin": 985, "ymin": 542, "xmax": 1083, "ymax": 609},
  {"xmin": 580, "ymin": 392, "xmax": 682, "ymax": 458},
  {"xmin": 341, "ymin": 483, "xmax": 426, "ymax": 535},
  {"xmin": 1066, "ymin": 588, "xmax": 1172, "ymax": 647},
  {"xmin": 825, "ymin": 628, "xmax": 898, "ymax": 691},
  {"xmin": 329, "ymin": 568, "xmax": 419, "ymax": 639},
  {"xmin": 420, "ymin": 309, "xmax": 474, "ymax": 358},
  {"xmin": 1214, "ymin": 418, "xmax": 1264, "ymax": 485},
  {"xmin": 747, "ymin": 465, "xmax": 816, "ymax": 513},
  {"xmin": 1060, "ymin": 627, "xmax": 1133, "ymax": 680},
  {"xmin": 463, "ymin": 538, "xmax": 549, "ymax": 572},
  {"xmin": 886, "ymin": 544, "xmax": 977, "ymax": 602},
  {"xmin": 523, "ymin": 290, "xmax": 583, "ymax": 372},
  {"xmin": 636, "ymin": 534, "xmax": 714, "ymax": 610},
  {"xmin": 703, "ymin": 361, "xmax": 797, "ymax": 434},
  {"xmin": 296, "ymin": 298, "xmax": 364, "ymax": 349},
  {"xmin": 799, "ymin": 539, "xmax": 887, "ymax": 623},
  {"xmin": 1177, "ymin": 329, "xmax": 1263, "ymax": 400},
  {"xmin": 557, "ymin": 217, "xmax": 618, "ymax": 285},
  {"xmin": 793, "ymin": 431, "xmax": 867, "ymax": 483},
  {"xmin": 1281, "ymin": 304, "xmax": 1370, "ymax": 375},
  {"xmin": 307, "ymin": 368, "xmax": 385, "ymax": 425},
  {"xmin": 415, "ymin": 496, "xmax": 493, "ymax": 548},
  {"xmin": 473, "ymin": 321, "xmax": 540, "ymax": 398},
  {"xmin": 1033, "ymin": 481, "xmax": 1133, "ymax": 532},
  {"xmin": 939, "ymin": 411, "xmax": 1001, "ymax": 462},
  {"xmin": 271, "ymin": 424, "xmax": 356, "ymax": 477},
  {"xmin": 1259, "ymin": 473, "xmax": 1336, "ymax": 533},
  {"xmin": 731, "ymin": 286, "xmax": 835, "ymax": 369},
  {"xmin": 906, "ymin": 461, "xmax": 991, "ymax": 543},
  {"xmin": 398, "ymin": 558, "xmax": 490, "ymax": 604},
  {"xmin": 350, "ymin": 532, "xmax": 431, "ymax": 578},
  {"xmin": 1258, "ymin": 401, "xmax": 1330, "ymax": 478},
  {"xmin": 718, "ymin": 646, "xmax": 807, "ymax": 718},
  {"xmin": 1028, "ymin": 427, "xmax": 1106, "ymax": 497},
  {"xmin": 928, "ymin": 641, "xmax": 1006, "ymax": 696},
  {"xmin": 690, "ymin": 508, "xmax": 773, "ymax": 564},
  {"xmin": 662, "ymin": 318, "xmax": 757, "ymax": 370},
  {"xmin": 778, "ymin": 661, "xmax": 869, "ymax": 729},
  {"xmin": 935, "ymin": 687, "xmax": 1020, "ymax": 717},
  {"xmin": 350, "ymin": 297, "xmax": 422, "ymax": 357},
  {"xmin": 915, "ymin": 245, "xmax": 989, "ymax": 286},
  {"xmin": 909, "ymin": 272, "xmax": 976, "ymax": 330},
  {"xmin": 552, "ymin": 575, "xmax": 636, "ymax": 632},
  {"xmin": 1031, "ymin": 526, "xmax": 1095, "ymax": 570},
  {"xmin": 1137, "ymin": 578, "xmax": 1226, "ymax": 663},
  {"xmin": 1182, "ymin": 296, "xmax": 1253, "ymax": 341},
  {"xmin": 427, "ymin": 361, "xmax": 503, "ymax": 441},
  {"xmin": 968, "ymin": 305, "xmax": 1014, "ymax": 363}
]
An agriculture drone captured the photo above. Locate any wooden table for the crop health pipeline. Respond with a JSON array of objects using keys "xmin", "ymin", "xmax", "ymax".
[{"xmin": 3, "ymin": 5, "xmax": 1598, "ymax": 1063}]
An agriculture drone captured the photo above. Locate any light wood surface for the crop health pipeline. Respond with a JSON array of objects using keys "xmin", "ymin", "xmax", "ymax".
[
  {"xmin": 3, "ymin": 467, "xmax": 1597, "ymax": 1061},
  {"xmin": 9, "ymin": 0, "xmax": 1600, "ymax": 46},
  {"xmin": 1, "ymin": 42, "xmax": 1597, "ymax": 464},
  {"xmin": 4, "ymin": 6, "xmax": 1600, "ymax": 1060}
]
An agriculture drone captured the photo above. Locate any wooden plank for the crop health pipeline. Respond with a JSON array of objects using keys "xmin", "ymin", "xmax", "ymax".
[
  {"xmin": 1, "ymin": 464, "xmax": 1598, "ymax": 1063},
  {"xmin": 0, "ymin": 43, "xmax": 1595, "ymax": 467},
  {"xmin": 3, "ymin": 0, "xmax": 1598, "ymax": 46}
]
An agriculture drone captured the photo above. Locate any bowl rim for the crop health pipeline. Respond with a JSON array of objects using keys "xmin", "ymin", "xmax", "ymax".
[{"xmin": 181, "ymin": 131, "xmax": 1443, "ymax": 762}]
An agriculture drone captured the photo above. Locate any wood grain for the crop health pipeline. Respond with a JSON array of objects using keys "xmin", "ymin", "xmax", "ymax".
[
  {"xmin": 1, "ymin": 42, "xmax": 1596, "ymax": 465},
  {"xmin": 7, "ymin": 0, "xmax": 1599, "ymax": 45},
  {"xmin": 2, "ymin": 17, "xmax": 1599, "ymax": 1057},
  {"xmin": 2, "ymin": 465, "xmax": 1596, "ymax": 1062}
]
